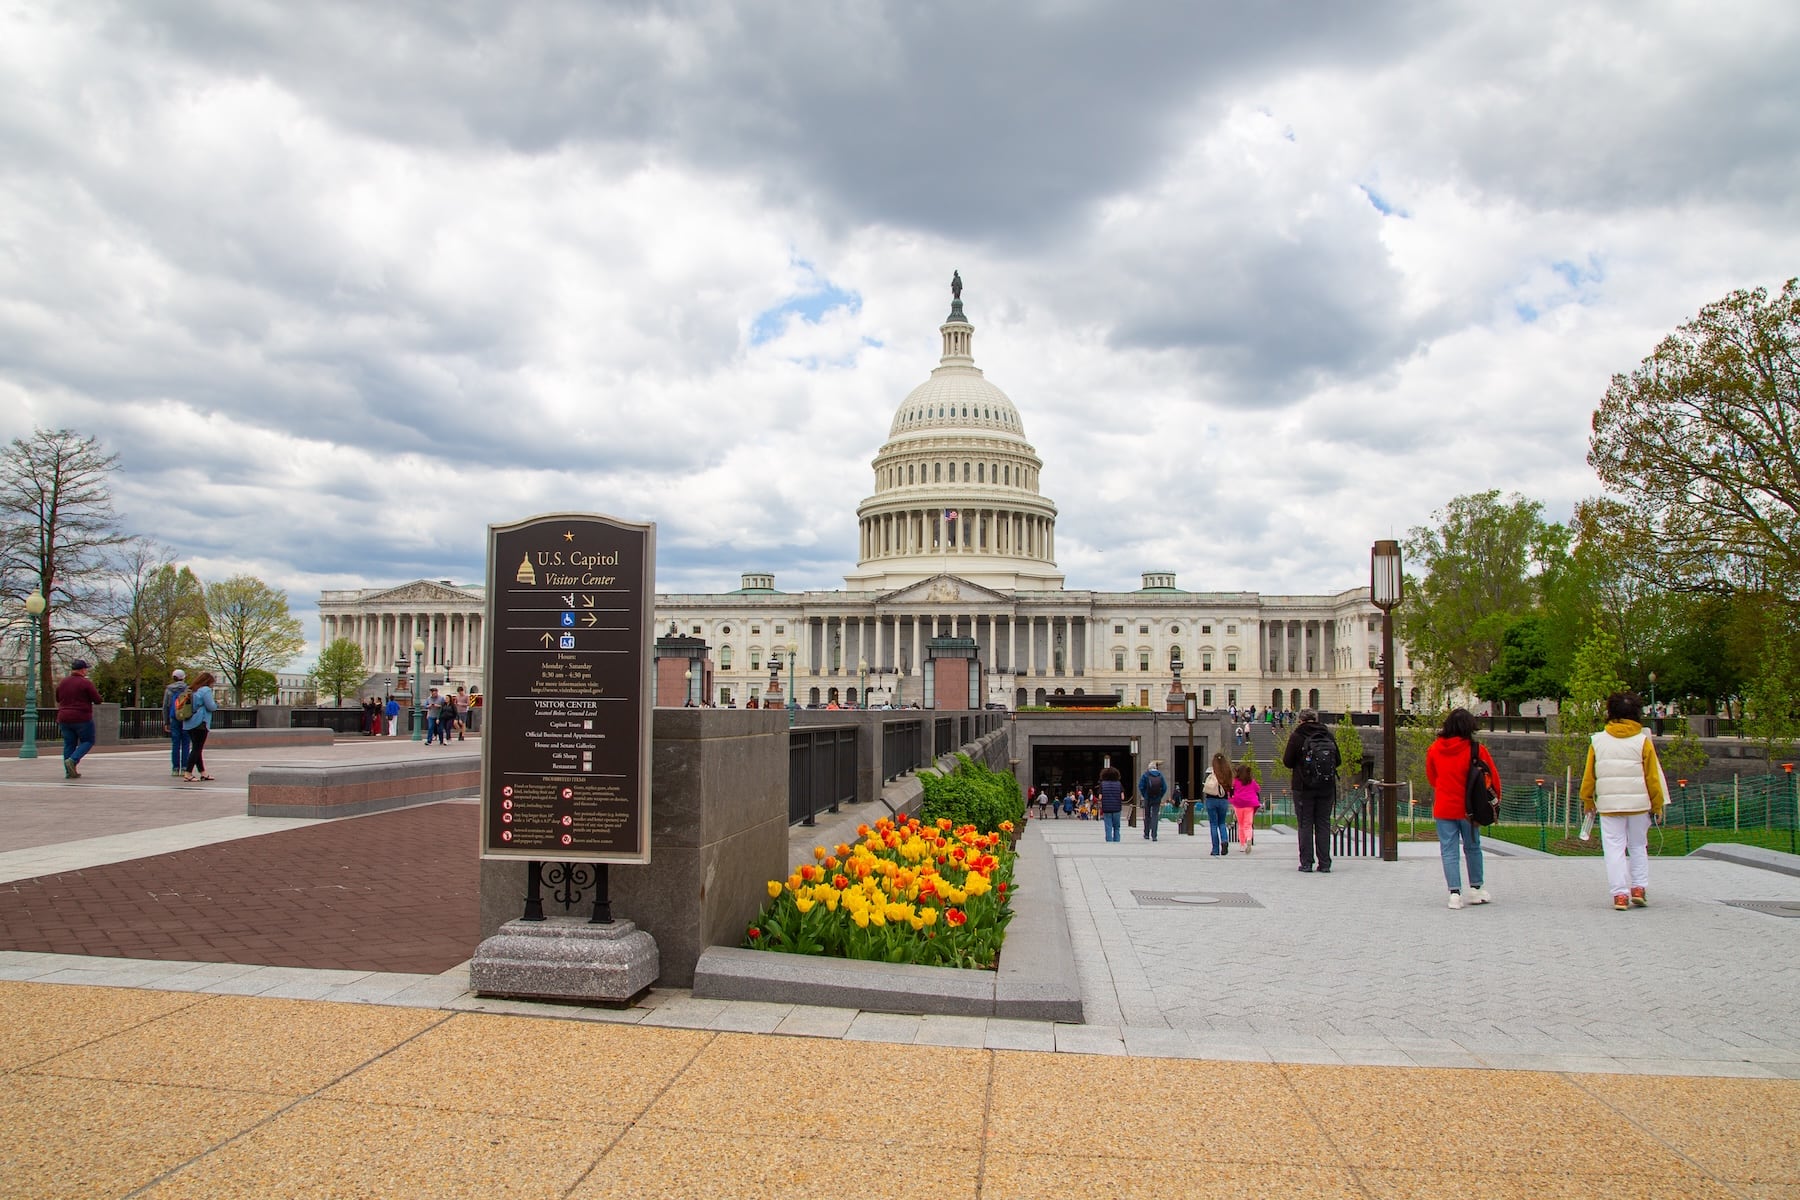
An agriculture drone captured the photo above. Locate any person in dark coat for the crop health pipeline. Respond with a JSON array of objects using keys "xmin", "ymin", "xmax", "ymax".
[
  {"xmin": 1282, "ymin": 709, "xmax": 1340, "ymax": 873},
  {"xmin": 1097, "ymin": 764, "xmax": 1124, "ymax": 842},
  {"xmin": 55, "ymin": 658, "xmax": 104, "ymax": 779}
]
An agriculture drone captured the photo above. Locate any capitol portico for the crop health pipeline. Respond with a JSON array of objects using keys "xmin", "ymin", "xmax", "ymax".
[{"xmin": 319, "ymin": 280, "xmax": 1407, "ymax": 711}]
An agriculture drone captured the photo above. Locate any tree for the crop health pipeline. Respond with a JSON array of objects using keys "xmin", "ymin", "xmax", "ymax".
[
  {"xmin": 1590, "ymin": 278, "xmax": 1800, "ymax": 599},
  {"xmin": 1333, "ymin": 710, "xmax": 1365, "ymax": 786},
  {"xmin": 1473, "ymin": 616, "xmax": 1563, "ymax": 714},
  {"xmin": 237, "ymin": 668, "xmax": 280, "ymax": 706},
  {"xmin": 203, "ymin": 575, "xmax": 305, "ymax": 702},
  {"xmin": 1399, "ymin": 491, "xmax": 1567, "ymax": 694},
  {"xmin": 1545, "ymin": 628, "xmax": 1628, "ymax": 782},
  {"xmin": 105, "ymin": 538, "xmax": 173, "ymax": 708},
  {"xmin": 311, "ymin": 637, "xmax": 366, "ymax": 706},
  {"xmin": 0, "ymin": 428, "xmax": 127, "ymax": 695},
  {"xmin": 1742, "ymin": 624, "xmax": 1800, "ymax": 768},
  {"xmin": 141, "ymin": 564, "xmax": 210, "ymax": 679}
]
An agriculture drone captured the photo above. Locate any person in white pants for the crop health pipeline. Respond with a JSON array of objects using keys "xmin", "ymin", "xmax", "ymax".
[
  {"xmin": 1580, "ymin": 691, "xmax": 1669, "ymax": 911},
  {"xmin": 386, "ymin": 696, "xmax": 401, "ymax": 736}
]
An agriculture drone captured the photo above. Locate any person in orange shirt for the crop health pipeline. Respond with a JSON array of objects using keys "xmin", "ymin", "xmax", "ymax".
[{"xmin": 1425, "ymin": 707, "xmax": 1501, "ymax": 910}]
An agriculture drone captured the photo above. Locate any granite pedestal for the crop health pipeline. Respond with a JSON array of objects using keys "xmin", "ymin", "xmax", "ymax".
[{"xmin": 470, "ymin": 917, "xmax": 658, "ymax": 1004}]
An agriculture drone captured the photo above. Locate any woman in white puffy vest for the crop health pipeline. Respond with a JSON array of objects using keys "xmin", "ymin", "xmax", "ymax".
[{"xmin": 1579, "ymin": 691, "xmax": 1669, "ymax": 911}]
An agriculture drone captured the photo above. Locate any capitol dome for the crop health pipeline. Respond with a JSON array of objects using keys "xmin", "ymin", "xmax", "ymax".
[{"xmin": 845, "ymin": 278, "xmax": 1063, "ymax": 593}]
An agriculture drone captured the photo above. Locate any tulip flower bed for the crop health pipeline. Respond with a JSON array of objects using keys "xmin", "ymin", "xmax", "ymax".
[{"xmin": 744, "ymin": 816, "xmax": 1018, "ymax": 969}]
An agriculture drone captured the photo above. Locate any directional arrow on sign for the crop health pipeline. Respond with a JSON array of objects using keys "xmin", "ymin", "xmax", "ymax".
[
  {"xmin": 581, "ymin": 595, "xmax": 594, "ymax": 608},
  {"xmin": 581, "ymin": 613, "xmax": 598, "ymax": 626},
  {"xmin": 539, "ymin": 632, "xmax": 555, "ymax": 647}
]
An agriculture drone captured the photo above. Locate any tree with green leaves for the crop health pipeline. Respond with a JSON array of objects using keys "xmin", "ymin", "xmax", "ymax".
[
  {"xmin": 203, "ymin": 575, "xmax": 305, "ymax": 703},
  {"xmin": 1399, "ymin": 491, "xmax": 1568, "ymax": 695},
  {"xmin": 1333, "ymin": 710, "xmax": 1365, "ymax": 786},
  {"xmin": 311, "ymin": 637, "xmax": 366, "ymax": 706},
  {"xmin": 0, "ymin": 428, "xmax": 127, "ymax": 695},
  {"xmin": 236, "ymin": 668, "xmax": 280, "ymax": 706},
  {"xmin": 105, "ymin": 537, "xmax": 173, "ymax": 708},
  {"xmin": 1545, "ymin": 627, "xmax": 1628, "ymax": 782},
  {"xmin": 1741, "ymin": 624, "xmax": 1799, "ymax": 769},
  {"xmin": 141, "ymin": 564, "xmax": 210, "ymax": 679},
  {"xmin": 1590, "ymin": 278, "xmax": 1800, "ymax": 601},
  {"xmin": 1473, "ymin": 615, "xmax": 1562, "ymax": 714}
]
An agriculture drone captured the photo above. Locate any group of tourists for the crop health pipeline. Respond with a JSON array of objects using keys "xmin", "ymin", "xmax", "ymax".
[
  {"xmin": 359, "ymin": 695, "xmax": 402, "ymax": 736},
  {"xmin": 155, "ymin": 666, "xmax": 218, "ymax": 782},
  {"xmin": 423, "ymin": 686, "xmax": 478, "ymax": 744}
]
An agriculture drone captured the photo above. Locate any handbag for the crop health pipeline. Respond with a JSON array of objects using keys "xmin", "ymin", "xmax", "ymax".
[{"xmin": 1464, "ymin": 737, "xmax": 1499, "ymax": 826}]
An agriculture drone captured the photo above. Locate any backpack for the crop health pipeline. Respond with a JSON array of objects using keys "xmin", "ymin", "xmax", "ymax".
[
  {"xmin": 174, "ymin": 690, "xmax": 195, "ymax": 722},
  {"xmin": 1295, "ymin": 726, "xmax": 1339, "ymax": 791},
  {"xmin": 1142, "ymin": 770, "xmax": 1166, "ymax": 804},
  {"xmin": 1464, "ymin": 737, "xmax": 1499, "ymax": 826}
]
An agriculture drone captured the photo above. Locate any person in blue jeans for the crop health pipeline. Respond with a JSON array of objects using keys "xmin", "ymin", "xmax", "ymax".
[
  {"xmin": 160, "ymin": 668, "xmax": 190, "ymax": 777},
  {"xmin": 1137, "ymin": 761, "xmax": 1167, "ymax": 840},
  {"xmin": 55, "ymin": 658, "xmax": 104, "ymax": 779},
  {"xmin": 1203, "ymin": 751, "xmax": 1235, "ymax": 855},
  {"xmin": 1097, "ymin": 765, "xmax": 1124, "ymax": 841}
]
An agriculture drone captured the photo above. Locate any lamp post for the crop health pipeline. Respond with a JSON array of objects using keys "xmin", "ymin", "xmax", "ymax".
[
  {"xmin": 411, "ymin": 637, "xmax": 425, "ymax": 741},
  {"xmin": 787, "ymin": 641, "xmax": 798, "ymax": 721},
  {"xmin": 1371, "ymin": 540, "xmax": 1403, "ymax": 862},
  {"xmin": 858, "ymin": 658, "xmax": 868, "ymax": 710},
  {"xmin": 684, "ymin": 667, "xmax": 694, "ymax": 707},
  {"xmin": 1648, "ymin": 671, "xmax": 1658, "ymax": 735},
  {"xmin": 18, "ymin": 590, "xmax": 46, "ymax": 760},
  {"xmin": 1184, "ymin": 691, "xmax": 1198, "ymax": 837}
]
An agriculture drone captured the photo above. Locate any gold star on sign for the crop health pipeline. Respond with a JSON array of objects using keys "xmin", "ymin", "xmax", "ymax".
[{"xmin": 564, "ymin": 531, "xmax": 574, "ymax": 542}]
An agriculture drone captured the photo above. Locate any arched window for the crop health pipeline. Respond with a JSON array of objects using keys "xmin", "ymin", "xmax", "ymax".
[
  {"xmin": 1004, "ymin": 464, "xmax": 1011, "ymax": 484},
  {"xmin": 1169, "ymin": 645, "xmax": 1183, "ymax": 668},
  {"xmin": 963, "ymin": 462, "xmax": 970, "ymax": 481},
  {"xmin": 935, "ymin": 463, "xmax": 942, "ymax": 481},
  {"xmin": 720, "ymin": 646, "xmax": 733, "ymax": 669},
  {"xmin": 908, "ymin": 464, "xmax": 915, "ymax": 483},
  {"xmin": 977, "ymin": 463, "xmax": 984, "ymax": 482}
]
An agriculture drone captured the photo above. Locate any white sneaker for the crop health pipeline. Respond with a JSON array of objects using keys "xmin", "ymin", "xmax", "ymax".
[
  {"xmin": 1447, "ymin": 892, "xmax": 1464, "ymax": 910},
  {"xmin": 1468, "ymin": 886, "xmax": 1491, "ymax": 905}
]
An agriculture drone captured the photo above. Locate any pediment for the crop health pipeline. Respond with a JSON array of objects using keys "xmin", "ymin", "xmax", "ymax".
[
  {"xmin": 361, "ymin": 580, "xmax": 482, "ymax": 606},
  {"xmin": 877, "ymin": 574, "xmax": 1011, "ymax": 606}
]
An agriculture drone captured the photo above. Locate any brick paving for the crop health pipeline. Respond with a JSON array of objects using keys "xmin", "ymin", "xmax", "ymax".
[{"xmin": 0, "ymin": 802, "xmax": 478, "ymax": 974}]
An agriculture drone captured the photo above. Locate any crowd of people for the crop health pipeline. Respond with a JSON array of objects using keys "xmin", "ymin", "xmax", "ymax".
[{"xmin": 1022, "ymin": 697, "xmax": 1668, "ymax": 913}]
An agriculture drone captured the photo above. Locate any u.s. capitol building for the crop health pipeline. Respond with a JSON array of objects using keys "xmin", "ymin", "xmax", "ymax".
[{"xmin": 320, "ymin": 282, "xmax": 1405, "ymax": 711}]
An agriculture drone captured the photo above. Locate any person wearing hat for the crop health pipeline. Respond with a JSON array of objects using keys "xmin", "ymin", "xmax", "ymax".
[
  {"xmin": 160, "ymin": 668, "xmax": 191, "ymax": 778},
  {"xmin": 54, "ymin": 658, "xmax": 104, "ymax": 779}
]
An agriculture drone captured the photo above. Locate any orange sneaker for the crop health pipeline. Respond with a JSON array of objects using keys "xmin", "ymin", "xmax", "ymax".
[
  {"xmin": 1613, "ymin": 893, "xmax": 1629, "ymax": 911},
  {"xmin": 1629, "ymin": 887, "xmax": 1647, "ymax": 908}
]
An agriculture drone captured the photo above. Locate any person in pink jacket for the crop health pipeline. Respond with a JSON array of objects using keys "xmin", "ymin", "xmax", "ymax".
[{"xmin": 1230, "ymin": 763, "xmax": 1260, "ymax": 852}]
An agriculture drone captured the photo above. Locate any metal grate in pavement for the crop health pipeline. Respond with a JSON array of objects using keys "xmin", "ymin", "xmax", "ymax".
[
  {"xmin": 1723, "ymin": 900, "xmax": 1800, "ymax": 919},
  {"xmin": 1131, "ymin": 889, "xmax": 1262, "ymax": 909}
]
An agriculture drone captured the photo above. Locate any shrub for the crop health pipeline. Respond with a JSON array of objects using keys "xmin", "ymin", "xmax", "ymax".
[{"xmin": 917, "ymin": 753, "xmax": 1025, "ymax": 833}]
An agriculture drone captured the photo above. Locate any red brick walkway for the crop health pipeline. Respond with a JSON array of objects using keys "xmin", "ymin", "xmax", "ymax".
[{"xmin": 0, "ymin": 803, "xmax": 478, "ymax": 974}]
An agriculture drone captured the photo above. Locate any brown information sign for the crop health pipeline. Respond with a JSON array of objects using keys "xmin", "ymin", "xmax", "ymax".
[{"xmin": 479, "ymin": 512, "xmax": 655, "ymax": 863}]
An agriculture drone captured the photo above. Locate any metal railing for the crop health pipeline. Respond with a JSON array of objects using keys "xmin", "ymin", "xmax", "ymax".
[
  {"xmin": 933, "ymin": 717, "xmax": 954, "ymax": 758},
  {"xmin": 881, "ymin": 719, "xmax": 926, "ymax": 781},
  {"xmin": 0, "ymin": 708, "xmax": 56, "ymax": 743},
  {"xmin": 1330, "ymin": 783, "xmax": 1382, "ymax": 858},
  {"xmin": 290, "ymin": 708, "xmax": 368, "ymax": 734},
  {"xmin": 790, "ymin": 725, "xmax": 857, "ymax": 827}
]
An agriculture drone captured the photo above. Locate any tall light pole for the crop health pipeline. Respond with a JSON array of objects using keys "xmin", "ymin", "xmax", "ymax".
[
  {"xmin": 1648, "ymin": 670, "xmax": 1658, "ymax": 735},
  {"xmin": 858, "ymin": 657, "xmax": 868, "ymax": 710},
  {"xmin": 1371, "ymin": 540, "xmax": 1403, "ymax": 863},
  {"xmin": 787, "ymin": 640, "xmax": 798, "ymax": 722},
  {"xmin": 1184, "ymin": 691, "xmax": 1198, "ymax": 838},
  {"xmin": 683, "ymin": 666, "xmax": 694, "ymax": 707},
  {"xmin": 18, "ymin": 590, "xmax": 46, "ymax": 760},
  {"xmin": 411, "ymin": 636, "xmax": 425, "ymax": 741}
]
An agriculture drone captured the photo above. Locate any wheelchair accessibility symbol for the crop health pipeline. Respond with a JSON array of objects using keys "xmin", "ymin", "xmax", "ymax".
[{"xmin": 560, "ymin": 612, "xmax": 575, "ymax": 627}]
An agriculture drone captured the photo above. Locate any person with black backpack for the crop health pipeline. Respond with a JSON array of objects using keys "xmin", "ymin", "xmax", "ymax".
[
  {"xmin": 1426, "ymin": 708, "xmax": 1501, "ymax": 909},
  {"xmin": 1282, "ymin": 709, "xmax": 1340, "ymax": 873},
  {"xmin": 1136, "ymin": 761, "xmax": 1167, "ymax": 842}
]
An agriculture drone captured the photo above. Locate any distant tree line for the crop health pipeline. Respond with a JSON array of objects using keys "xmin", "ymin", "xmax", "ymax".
[{"xmin": 1397, "ymin": 279, "xmax": 1800, "ymax": 768}]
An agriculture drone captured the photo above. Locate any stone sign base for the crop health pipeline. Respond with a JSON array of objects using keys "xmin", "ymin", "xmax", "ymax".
[{"xmin": 470, "ymin": 917, "xmax": 658, "ymax": 1006}]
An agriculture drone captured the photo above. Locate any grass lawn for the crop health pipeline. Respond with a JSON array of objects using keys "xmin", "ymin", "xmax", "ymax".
[{"xmin": 1474, "ymin": 822, "xmax": 1798, "ymax": 857}]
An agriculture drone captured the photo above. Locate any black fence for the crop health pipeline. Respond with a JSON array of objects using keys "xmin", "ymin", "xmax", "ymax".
[
  {"xmin": 0, "ymin": 708, "xmax": 56, "ymax": 742},
  {"xmin": 934, "ymin": 717, "xmax": 955, "ymax": 758},
  {"xmin": 881, "ymin": 719, "xmax": 926, "ymax": 781},
  {"xmin": 1330, "ymin": 784, "xmax": 1382, "ymax": 858},
  {"xmin": 790, "ymin": 725, "xmax": 857, "ymax": 827},
  {"xmin": 291, "ymin": 708, "xmax": 369, "ymax": 734}
]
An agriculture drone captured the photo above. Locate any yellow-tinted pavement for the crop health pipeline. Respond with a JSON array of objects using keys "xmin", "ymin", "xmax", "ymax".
[{"xmin": 3, "ymin": 981, "xmax": 1795, "ymax": 1199}]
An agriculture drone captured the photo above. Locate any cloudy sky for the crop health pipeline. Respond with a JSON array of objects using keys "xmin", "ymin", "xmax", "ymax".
[{"xmin": 3, "ymin": 1, "xmax": 1796, "ymax": 667}]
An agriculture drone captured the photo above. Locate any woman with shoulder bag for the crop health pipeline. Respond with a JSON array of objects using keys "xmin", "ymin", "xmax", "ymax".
[
  {"xmin": 1230, "ymin": 763, "xmax": 1261, "ymax": 853},
  {"xmin": 181, "ymin": 671, "xmax": 220, "ymax": 782},
  {"xmin": 1203, "ymin": 751, "xmax": 1234, "ymax": 856},
  {"xmin": 1425, "ymin": 707, "xmax": 1500, "ymax": 910}
]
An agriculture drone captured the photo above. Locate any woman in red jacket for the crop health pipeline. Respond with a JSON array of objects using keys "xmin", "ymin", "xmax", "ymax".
[{"xmin": 1425, "ymin": 708, "xmax": 1501, "ymax": 910}]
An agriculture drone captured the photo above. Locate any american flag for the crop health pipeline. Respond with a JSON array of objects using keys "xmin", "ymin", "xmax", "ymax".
[{"xmin": 945, "ymin": 509, "xmax": 958, "ymax": 521}]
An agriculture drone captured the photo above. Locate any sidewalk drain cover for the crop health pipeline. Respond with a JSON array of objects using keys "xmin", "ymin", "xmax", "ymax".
[
  {"xmin": 1132, "ymin": 890, "xmax": 1262, "ymax": 909},
  {"xmin": 1724, "ymin": 900, "xmax": 1800, "ymax": 919}
]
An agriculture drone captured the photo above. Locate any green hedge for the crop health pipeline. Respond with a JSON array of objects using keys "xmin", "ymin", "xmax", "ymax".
[{"xmin": 918, "ymin": 753, "xmax": 1025, "ymax": 833}]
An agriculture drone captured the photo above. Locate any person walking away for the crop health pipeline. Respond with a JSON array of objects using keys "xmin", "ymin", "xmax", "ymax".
[
  {"xmin": 1203, "ymin": 751, "xmax": 1234, "ymax": 855},
  {"xmin": 1426, "ymin": 708, "xmax": 1500, "ymax": 909},
  {"xmin": 55, "ymin": 658, "xmax": 104, "ymax": 779},
  {"xmin": 1137, "ymin": 761, "xmax": 1167, "ymax": 841},
  {"xmin": 424, "ymin": 687, "xmax": 447, "ymax": 744},
  {"xmin": 468, "ymin": 687, "xmax": 483, "ymax": 733},
  {"xmin": 1580, "ymin": 691, "xmax": 1669, "ymax": 911},
  {"xmin": 452, "ymin": 686, "xmax": 470, "ymax": 740},
  {"xmin": 1231, "ymin": 764, "xmax": 1260, "ymax": 852},
  {"xmin": 386, "ymin": 694, "xmax": 401, "ymax": 737},
  {"xmin": 1098, "ymin": 765, "xmax": 1124, "ymax": 842},
  {"xmin": 181, "ymin": 671, "xmax": 218, "ymax": 781},
  {"xmin": 161, "ymin": 669, "xmax": 190, "ymax": 778},
  {"xmin": 1283, "ymin": 708, "xmax": 1340, "ymax": 873}
]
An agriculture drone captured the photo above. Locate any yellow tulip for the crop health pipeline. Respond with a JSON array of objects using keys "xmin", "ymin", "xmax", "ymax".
[
  {"xmin": 964, "ymin": 873, "xmax": 990, "ymax": 897},
  {"xmin": 852, "ymin": 910, "xmax": 869, "ymax": 928},
  {"xmin": 795, "ymin": 896, "xmax": 815, "ymax": 914},
  {"xmin": 920, "ymin": 907, "xmax": 938, "ymax": 927},
  {"xmin": 766, "ymin": 880, "xmax": 782, "ymax": 899}
]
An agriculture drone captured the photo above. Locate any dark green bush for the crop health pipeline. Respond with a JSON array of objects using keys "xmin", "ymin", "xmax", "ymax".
[{"xmin": 918, "ymin": 753, "xmax": 1025, "ymax": 833}]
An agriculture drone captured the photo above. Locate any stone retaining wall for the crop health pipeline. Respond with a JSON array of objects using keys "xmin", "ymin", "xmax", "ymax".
[{"xmin": 247, "ymin": 756, "xmax": 479, "ymax": 818}]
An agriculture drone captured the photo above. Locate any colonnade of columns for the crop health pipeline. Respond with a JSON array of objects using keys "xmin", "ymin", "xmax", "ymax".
[
  {"xmin": 857, "ymin": 508, "xmax": 1054, "ymax": 563},
  {"xmin": 1259, "ymin": 618, "xmax": 1331, "ymax": 675},
  {"xmin": 320, "ymin": 609, "xmax": 484, "ymax": 678},
  {"xmin": 792, "ymin": 612, "xmax": 1087, "ymax": 678}
]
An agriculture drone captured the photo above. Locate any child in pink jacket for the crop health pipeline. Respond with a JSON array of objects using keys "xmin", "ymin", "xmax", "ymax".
[{"xmin": 1231, "ymin": 764, "xmax": 1261, "ymax": 852}]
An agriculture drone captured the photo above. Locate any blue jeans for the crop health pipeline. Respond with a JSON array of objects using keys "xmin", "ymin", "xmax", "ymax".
[
  {"xmin": 1205, "ymin": 799, "xmax": 1232, "ymax": 852},
  {"xmin": 1436, "ymin": 818, "xmax": 1483, "ymax": 890},
  {"xmin": 1102, "ymin": 811, "xmax": 1121, "ymax": 841},
  {"xmin": 169, "ymin": 725, "xmax": 190, "ymax": 772},
  {"xmin": 62, "ymin": 720, "xmax": 97, "ymax": 765},
  {"xmin": 1142, "ymin": 804, "xmax": 1158, "ymax": 840}
]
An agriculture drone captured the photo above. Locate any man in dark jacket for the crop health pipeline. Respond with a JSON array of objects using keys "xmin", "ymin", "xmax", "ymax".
[
  {"xmin": 1282, "ymin": 709, "xmax": 1340, "ymax": 873},
  {"xmin": 55, "ymin": 658, "xmax": 104, "ymax": 779},
  {"xmin": 1137, "ymin": 761, "xmax": 1167, "ymax": 841},
  {"xmin": 160, "ymin": 669, "xmax": 190, "ymax": 778}
]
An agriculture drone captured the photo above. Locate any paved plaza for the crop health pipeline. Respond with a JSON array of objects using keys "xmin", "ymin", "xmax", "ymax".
[{"xmin": 1, "ymin": 738, "xmax": 1798, "ymax": 1196}]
